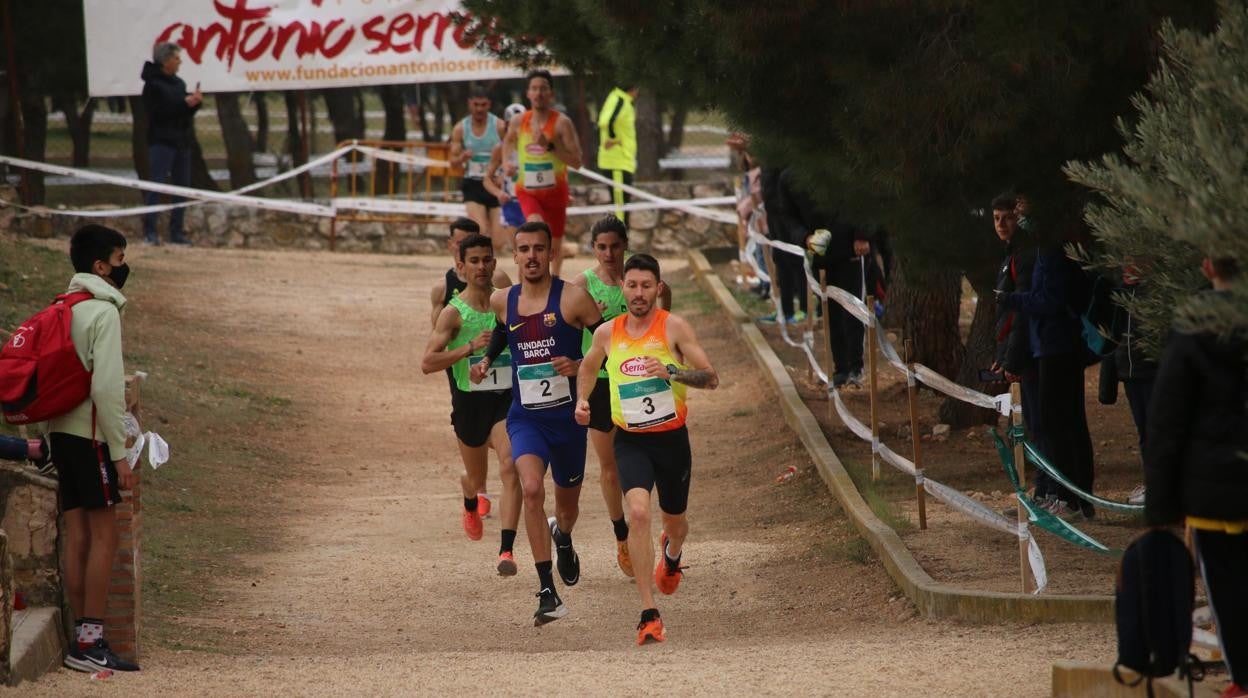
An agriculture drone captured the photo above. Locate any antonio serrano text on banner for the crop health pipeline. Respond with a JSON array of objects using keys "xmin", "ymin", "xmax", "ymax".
[{"xmin": 82, "ymin": 0, "xmax": 566, "ymax": 96}]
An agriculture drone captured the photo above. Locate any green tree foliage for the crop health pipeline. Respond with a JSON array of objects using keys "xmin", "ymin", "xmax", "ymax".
[{"xmin": 1066, "ymin": 1, "xmax": 1248, "ymax": 348}]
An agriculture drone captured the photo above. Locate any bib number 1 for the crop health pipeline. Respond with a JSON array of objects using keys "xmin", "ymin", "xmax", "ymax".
[
  {"xmin": 469, "ymin": 353, "xmax": 511, "ymax": 391},
  {"xmin": 517, "ymin": 362, "xmax": 571, "ymax": 409}
]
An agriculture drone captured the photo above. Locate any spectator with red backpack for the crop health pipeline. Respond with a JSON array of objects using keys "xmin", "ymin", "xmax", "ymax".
[{"xmin": 45, "ymin": 225, "xmax": 140, "ymax": 672}]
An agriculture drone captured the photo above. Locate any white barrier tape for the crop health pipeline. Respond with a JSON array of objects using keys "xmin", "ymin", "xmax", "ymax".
[
  {"xmin": 831, "ymin": 388, "xmax": 875, "ymax": 442},
  {"xmin": 573, "ymin": 166, "xmax": 738, "ymax": 225},
  {"xmin": 353, "ymin": 144, "xmax": 451, "ymax": 169},
  {"xmin": 877, "ymin": 440, "xmax": 917, "ymax": 478},
  {"xmin": 746, "ymin": 227, "xmax": 875, "ymax": 324},
  {"xmin": 0, "ymin": 153, "xmax": 335, "ymax": 217},
  {"xmin": 924, "ymin": 479, "xmax": 1048, "ymax": 593},
  {"xmin": 569, "ymin": 195, "xmax": 736, "ymax": 217},
  {"xmin": 332, "ymin": 197, "xmax": 467, "ymax": 218}
]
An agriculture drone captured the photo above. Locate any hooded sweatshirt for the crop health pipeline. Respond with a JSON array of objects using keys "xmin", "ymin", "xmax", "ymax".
[
  {"xmin": 141, "ymin": 60, "xmax": 199, "ymax": 148},
  {"xmin": 47, "ymin": 273, "xmax": 128, "ymax": 460}
]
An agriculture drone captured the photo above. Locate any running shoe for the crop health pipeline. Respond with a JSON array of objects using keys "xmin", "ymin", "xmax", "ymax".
[
  {"xmin": 790, "ymin": 310, "xmax": 807, "ymax": 324},
  {"xmin": 846, "ymin": 370, "xmax": 865, "ymax": 388},
  {"xmin": 548, "ymin": 516, "xmax": 580, "ymax": 586},
  {"xmin": 533, "ymin": 587, "xmax": 567, "ymax": 626},
  {"xmin": 462, "ymin": 508, "xmax": 483, "ymax": 541},
  {"xmin": 64, "ymin": 639, "xmax": 140, "ymax": 672},
  {"xmin": 496, "ymin": 551, "xmax": 518, "ymax": 576},
  {"xmin": 477, "ymin": 493, "xmax": 492, "ymax": 518},
  {"xmin": 757, "ymin": 312, "xmax": 779, "ymax": 324},
  {"xmin": 636, "ymin": 611, "xmax": 667, "ymax": 645},
  {"xmin": 1127, "ymin": 485, "xmax": 1146, "ymax": 505},
  {"xmin": 617, "ymin": 540, "xmax": 634, "ymax": 578},
  {"xmin": 654, "ymin": 531, "xmax": 684, "ymax": 596}
]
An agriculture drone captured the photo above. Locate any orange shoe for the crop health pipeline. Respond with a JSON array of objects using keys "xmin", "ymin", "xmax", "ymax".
[
  {"xmin": 496, "ymin": 551, "xmax": 518, "ymax": 576},
  {"xmin": 477, "ymin": 493, "xmax": 492, "ymax": 518},
  {"xmin": 636, "ymin": 611, "xmax": 667, "ymax": 645},
  {"xmin": 617, "ymin": 540, "xmax": 634, "ymax": 578},
  {"xmin": 462, "ymin": 508, "xmax": 483, "ymax": 541},
  {"xmin": 654, "ymin": 531, "xmax": 684, "ymax": 595}
]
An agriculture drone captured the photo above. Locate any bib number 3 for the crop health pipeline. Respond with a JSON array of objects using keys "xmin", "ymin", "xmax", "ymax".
[{"xmin": 618, "ymin": 378, "xmax": 677, "ymax": 429}]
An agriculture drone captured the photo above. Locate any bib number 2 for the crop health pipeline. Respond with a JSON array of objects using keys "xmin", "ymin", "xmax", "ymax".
[{"xmin": 517, "ymin": 362, "xmax": 570, "ymax": 409}]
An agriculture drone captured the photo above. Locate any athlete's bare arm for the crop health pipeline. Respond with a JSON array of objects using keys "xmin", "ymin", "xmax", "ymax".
[
  {"xmin": 421, "ymin": 304, "xmax": 479, "ymax": 374},
  {"xmin": 551, "ymin": 284, "xmax": 602, "ymax": 378},
  {"xmin": 553, "ymin": 114, "xmax": 583, "ymax": 170},
  {"xmin": 667, "ymin": 313, "xmax": 718, "ymax": 389},
  {"xmin": 469, "ymin": 288, "xmax": 510, "ymax": 383},
  {"xmin": 482, "ymin": 143, "xmax": 508, "ymax": 203},
  {"xmin": 491, "ymin": 268, "xmax": 512, "ymax": 288},
  {"xmin": 449, "ymin": 121, "xmax": 468, "ymax": 167},
  {"xmin": 429, "ymin": 279, "xmax": 447, "ymax": 328},
  {"xmin": 574, "ymin": 322, "xmax": 613, "ymax": 424}
]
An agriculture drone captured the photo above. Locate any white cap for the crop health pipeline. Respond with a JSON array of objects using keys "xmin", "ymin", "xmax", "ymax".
[{"xmin": 503, "ymin": 103, "xmax": 526, "ymax": 120}]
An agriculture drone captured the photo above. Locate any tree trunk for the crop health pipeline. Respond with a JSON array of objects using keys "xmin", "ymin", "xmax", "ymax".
[
  {"xmin": 252, "ymin": 92, "xmax": 268, "ymax": 152},
  {"xmin": 283, "ymin": 91, "xmax": 310, "ymax": 198},
  {"xmin": 189, "ymin": 132, "xmax": 219, "ymax": 191},
  {"xmin": 417, "ymin": 87, "xmax": 432, "ymax": 141},
  {"xmin": 442, "ymin": 82, "xmax": 468, "ymax": 128},
  {"xmin": 52, "ymin": 94, "xmax": 95, "ymax": 167},
  {"xmin": 375, "ymin": 85, "xmax": 406, "ymax": 185},
  {"xmin": 886, "ymin": 256, "xmax": 963, "ymax": 380},
  {"xmin": 937, "ymin": 275, "xmax": 1000, "ymax": 427},
  {"xmin": 19, "ymin": 94, "xmax": 46, "ymax": 204},
  {"xmin": 432, "ymin": 86, "xmax": 446, "ymax": 141},
  {"xmin": 215, "ymin": 93, "xmax": 256, "ymax": 189},
  {"xmin": 665, "ymin": 102, "xmax": 688, "ymax": 153},
  {"xmin": 572, "ymin": 79, "xmax": 593, "ymax": 168},
  {"xmin": 128, "ymin": 95, "xmax": 149, "ymax": 180},
  {"xmin": 323, "ymin": 87, "xmax": 364, "ymax": 143},
  {"xmin": 634, "ymin": 89, "xmax": 662, "ymax": 180}
]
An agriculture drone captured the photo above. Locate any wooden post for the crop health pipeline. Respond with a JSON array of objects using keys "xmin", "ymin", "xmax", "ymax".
[
  {"xmin": 1011, "ymin": 382, "xmax": 1035, "ymax": 593},
  {"xmin": 806, "ymin": 271, "xmax": 817, "ymax": 382},
  {"xmin": 905, "ymin": 339, "xmax": 927, "ymax": 530},
  {"xmin": 821, "ymin": 270, "xmax": 835, "ymax": 423},
  {"xmin": 866, "ymin": 294, "xmax": 880, "ymax": 482},
  {"xmin": 761, "ymin": 243, "xmax": 781, "ymax": 320}
]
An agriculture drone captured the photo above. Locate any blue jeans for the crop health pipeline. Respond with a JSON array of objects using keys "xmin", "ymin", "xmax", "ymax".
[{"xmin": 143, "ymin": 143, "xmax": 191, "ymax": 243}]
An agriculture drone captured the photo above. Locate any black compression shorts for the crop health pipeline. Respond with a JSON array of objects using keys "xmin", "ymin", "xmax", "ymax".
[
  {"xmin": 462, "ymin": 178, "xmax": 499, "ymax": 208},
  {"xmin": 614, "ymin": 426, "xmax": 692, "ymax": 515},
  {"xmin": 588, "ymin": 376, "xmax": 615, "ymax": 433},
  {"xmin": 450, "ymin": 388, "xmax": 510, "ymax": 448}
]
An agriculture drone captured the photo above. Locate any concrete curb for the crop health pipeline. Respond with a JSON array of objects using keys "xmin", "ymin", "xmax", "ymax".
[
  {"xmin": 1051, "ymin": 661, "xmax": 1219, "ymax": 697},
  {"xmin": 8, "ymin": 606, "xmax": 63, "ymax": 686},
  {"xmin": 688, "ymin": 249, "xmax": 1114, "ymax": 624}
]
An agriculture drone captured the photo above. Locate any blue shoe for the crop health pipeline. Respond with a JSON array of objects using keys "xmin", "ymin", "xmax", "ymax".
[
  {"xmin": 758, "ymin": 313, "xmax": 779, "ymax": 324},
  {"xmin": 789, "ymin": 310, "xmax": 808, "ymax": 324}
]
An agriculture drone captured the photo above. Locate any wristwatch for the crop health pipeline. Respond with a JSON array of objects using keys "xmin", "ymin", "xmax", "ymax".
[
  {"xmin": 666, "ymin": 363, "xmax": 679, "ymax": 377},
  {"xmin": 546, "ymin": 142, "xmax": 556, "ymax": 152}
]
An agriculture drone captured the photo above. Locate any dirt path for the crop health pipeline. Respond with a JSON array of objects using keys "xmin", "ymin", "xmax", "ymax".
[{"xmin": 19, "ymin": 247, "xmax": 1114, "ymax": 696}]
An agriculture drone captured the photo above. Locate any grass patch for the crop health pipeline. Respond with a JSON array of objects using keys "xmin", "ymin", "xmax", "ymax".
[{"xmin": 843, "ymin": 457, "xmax": 915, "ymax": 533}]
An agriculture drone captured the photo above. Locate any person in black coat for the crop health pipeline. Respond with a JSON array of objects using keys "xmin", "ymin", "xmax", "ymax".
[
  {"xmin": 140, "ymin": 42, "xmax": 202, "ymax": 245},
  {"xmin": 759, "ymin": 166, "xmax": 811, "ymax": 323},
  {"xmin": 1144, "ymin": 256, "xmax": 1247, "ymax": 694}
]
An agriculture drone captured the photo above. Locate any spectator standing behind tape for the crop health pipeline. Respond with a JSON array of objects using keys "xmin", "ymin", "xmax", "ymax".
[
  {"xmin": 758, "ymin": 167, "xmax": 813, "ymax": 325},
  {"xmin": 999, "ymin": 237, "xmax": 1096, "ymax": 521},
  {"xmin": 596, "ymin": 85, "xmax": 638, "ymax": 225},
  {"xmin": 140, "ymin": 42, "xmax": 202, "ymax": 247},
  {"xmin": 809, "ymin": 222, "xmax": 885, "ymax": 388},
  {"xmin": 1098, "ymin": 261, "xmax": 1159, "ymax": 506},
  {"xmin": 1144, "ymin": 255, "xmax": 1246, "ymax": 698}
]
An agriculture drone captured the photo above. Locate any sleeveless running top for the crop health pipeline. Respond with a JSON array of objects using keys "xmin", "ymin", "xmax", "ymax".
[
  {"xmin": 516, "ymin": 110, "xmax": 567, "ymax": 193},
  {"xmin": 461, "ymin": 114, "xmax": 500, "ymax": 180},
  {"xmin": 448, "ymin": 296, "xmax": 511, "ymax": 394},
  {"xmin": 505, "ymin": 278, "xmax": 583, "ymax": 418},
  {"xmin": 581, "ymin": 268, "xmax": 628, "ymax": 378},
  {"xmin": 441, "ymin": 268, "xmax": 467, "ymax": 306},
  {"xmin": 606, "ymin": 310, "xmax": 687, "ymax": 433}
]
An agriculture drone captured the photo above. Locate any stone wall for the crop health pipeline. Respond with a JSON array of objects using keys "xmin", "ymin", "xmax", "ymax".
[
  {"xmin": 3, "ymin": 179, "xmax": 738, "ymax": 255},
  {"xmin": 1, "ymin": 528, "xmax": 10, "ymax": 686},
  {"xmin": 0, "ymin": 466, "xmax": 59, "ymax": 607}
]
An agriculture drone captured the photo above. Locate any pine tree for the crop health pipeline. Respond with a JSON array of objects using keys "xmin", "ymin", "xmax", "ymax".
[{"xmin": 1066, "ymin": 0, "xmax": 1248, "ymax": 352}]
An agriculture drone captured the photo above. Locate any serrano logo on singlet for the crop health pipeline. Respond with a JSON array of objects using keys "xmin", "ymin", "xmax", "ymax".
[
  {"xmin": 517, "ymin": 337, "xmax": 556, "ymax": 359},
  {"xmin": 620, "ymin": 357, "xmax": 649, "ymax": 377},
  {"xmin": 525, "ymin": 143, "xmax": 547, "ymax": 156}
]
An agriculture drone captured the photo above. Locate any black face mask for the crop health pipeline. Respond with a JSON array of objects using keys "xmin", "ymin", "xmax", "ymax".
[{"xmin": 107, "ymin": 263, "xmax": 130, "ymax": 289}]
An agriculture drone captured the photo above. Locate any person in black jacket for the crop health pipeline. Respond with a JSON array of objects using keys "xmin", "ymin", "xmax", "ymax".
[
  {"xmin": 1000, "ymin": 242, "xmax": 1096, "ymax": 519},
  {"xmin": 1144, "ymin": 256, "xmax": 1246, "ymax": 696},
  {"xmin": 140, "ymin": 42, "xmax": 202, "ymax": 246},
  {"xmin": 758, "ymin": 167, "xmax": 810, "ymax": 324}
]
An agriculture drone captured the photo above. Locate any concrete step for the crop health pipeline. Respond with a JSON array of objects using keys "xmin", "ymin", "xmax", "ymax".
[
  {"xmin": 7, "ymin": 606, "xmax": 63, "ymax": 686},
  {"xmin": 1052, "ymin": 660, "xmax": 1224, "ymax": 697}
]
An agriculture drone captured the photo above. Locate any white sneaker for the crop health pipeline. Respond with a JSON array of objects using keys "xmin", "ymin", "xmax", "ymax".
[{"xmin": 1128, "ymin": 485, "xmax": 1146, "ymax": 505}]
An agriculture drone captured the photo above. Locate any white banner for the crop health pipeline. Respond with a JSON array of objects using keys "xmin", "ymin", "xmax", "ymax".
[{"xmin": 83, "ymin": 0, "xmax": 555, "ymax": 96}]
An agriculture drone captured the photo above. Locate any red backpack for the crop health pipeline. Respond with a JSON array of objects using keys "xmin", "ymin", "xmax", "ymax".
[{"xmin": 0, "ymin": 292, "xmax": 95, "ymax": 425}]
